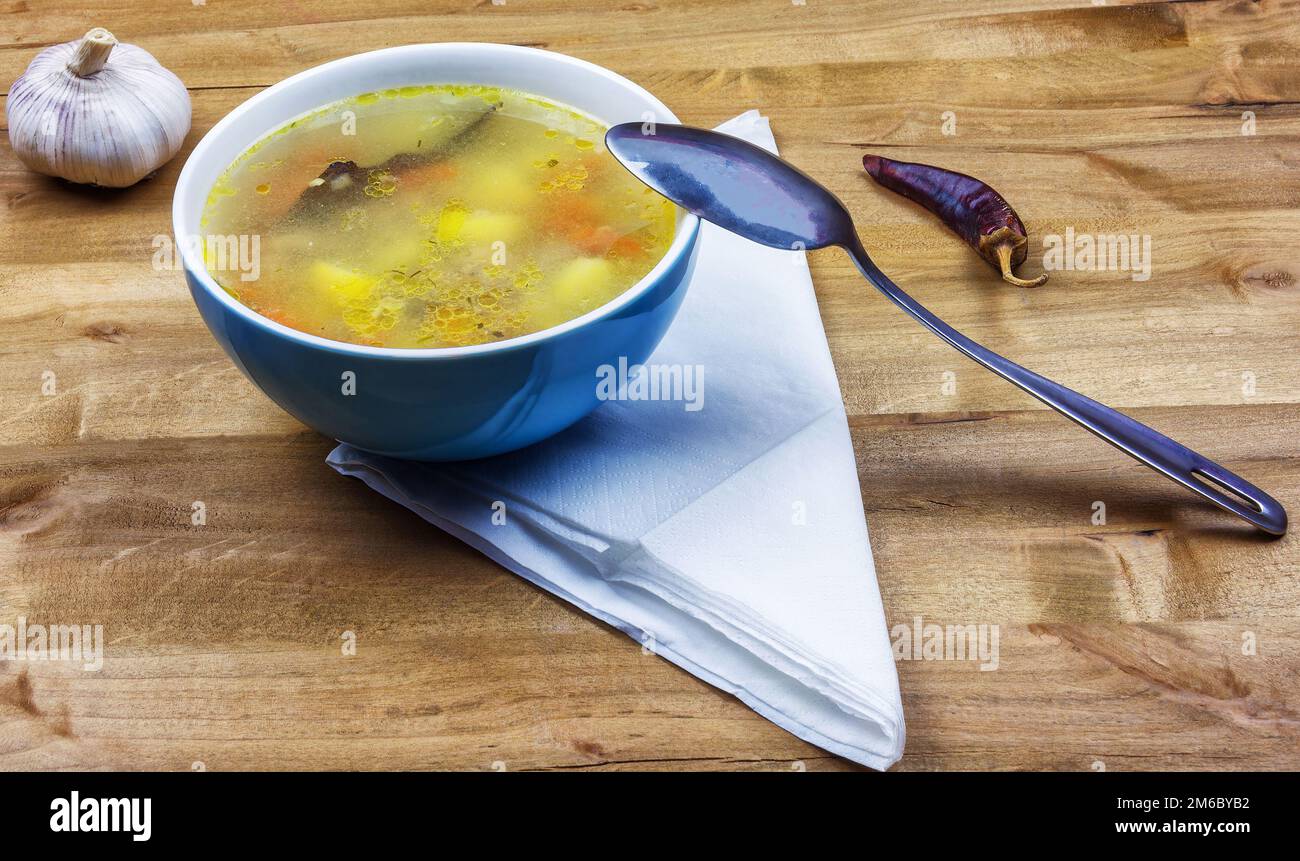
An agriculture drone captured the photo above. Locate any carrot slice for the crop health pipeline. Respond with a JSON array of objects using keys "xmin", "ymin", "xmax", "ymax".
[
  {"xmin": 401, "ymin": 160, "xmax": 458, "ymax": 189},
  {"xmin": 551, "ymin": 194, "xmax": 598, "ymax": 225},
  {"xmin": 259, "ymin": 308, "xmax": 294, "ymax": 326},
  {"xmin": 569, "ymin": 224, "xmax": 620, "ymax": 255},
  {"xmin": 610, "ymin": 235, "xmax": 644, "ymax": 258}
]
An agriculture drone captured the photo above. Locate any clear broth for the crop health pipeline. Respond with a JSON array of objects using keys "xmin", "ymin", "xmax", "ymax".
[{"xmin": 201, "ymin": 85, "xmax": 676, "ymax": 348}]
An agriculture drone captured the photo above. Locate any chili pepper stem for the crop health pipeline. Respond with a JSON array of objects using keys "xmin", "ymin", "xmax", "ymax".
[{"xmin": 994, "ymin": 242, "xmax": 1048, "ymax": 288}]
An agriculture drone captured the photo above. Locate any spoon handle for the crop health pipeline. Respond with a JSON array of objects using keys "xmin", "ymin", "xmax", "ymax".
[{"xmin": 843, "ymin": 238, "xmax": 1287, "ymax": 535}]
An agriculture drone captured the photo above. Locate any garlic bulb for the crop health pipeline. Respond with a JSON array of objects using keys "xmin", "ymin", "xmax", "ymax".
[{"xmin": 6, "ymin": 28, "xmax": 191, "ymax": 188}]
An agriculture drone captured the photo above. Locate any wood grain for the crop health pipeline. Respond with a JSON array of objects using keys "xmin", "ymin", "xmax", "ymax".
[{"xmin": 2, "ymin": 0, "xmax": 1298, "ymax": 771}]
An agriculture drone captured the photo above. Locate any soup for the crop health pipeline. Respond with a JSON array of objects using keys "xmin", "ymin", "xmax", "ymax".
[{"xmin": 200, "ymin": 85, "xmax": 676, "ymax": 348}]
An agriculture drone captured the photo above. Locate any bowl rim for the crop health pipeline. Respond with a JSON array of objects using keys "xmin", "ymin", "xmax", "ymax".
[{"xmin": 173, "ymin": 42, "xmax": 700, "ymax": 361}]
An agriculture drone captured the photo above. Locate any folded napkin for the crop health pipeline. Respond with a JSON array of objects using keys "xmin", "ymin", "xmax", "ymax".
[{"xmin": 328, "ymin": 110, "xmax": 905, "ymax": 769}]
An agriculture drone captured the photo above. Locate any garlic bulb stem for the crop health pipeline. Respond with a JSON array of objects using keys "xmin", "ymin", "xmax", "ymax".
[{"xmin": 68, "ymin": 28, "xmax": 118, "ymax": 77}]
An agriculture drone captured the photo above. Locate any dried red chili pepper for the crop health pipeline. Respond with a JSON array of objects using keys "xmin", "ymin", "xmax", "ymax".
[{"xmin": 862, "ymin": 155, "xmax": 1047, "ymax": 288}]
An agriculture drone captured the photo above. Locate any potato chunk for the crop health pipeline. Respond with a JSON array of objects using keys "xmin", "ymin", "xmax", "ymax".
[
  {"xmin": 310, "ymin": 261, "xmax": 375, "ymax": 305},
  {"xmin": 552, "ymin": 256, "xmax": 615, "ymax": 306},
  {"xmin": 460, "ymin": 211, "xmax": 525, "ymax": 246}
]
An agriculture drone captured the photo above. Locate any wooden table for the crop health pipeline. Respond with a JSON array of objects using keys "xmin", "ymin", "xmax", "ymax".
[{"xmin": 3, "ymin": 1, "xmax": 1297, "ymax": 771}]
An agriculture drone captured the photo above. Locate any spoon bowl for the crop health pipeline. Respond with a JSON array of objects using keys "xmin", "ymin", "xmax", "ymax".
[{"xmin": 607, "ymin": 122, "xmax": 846, "ymax": 250}]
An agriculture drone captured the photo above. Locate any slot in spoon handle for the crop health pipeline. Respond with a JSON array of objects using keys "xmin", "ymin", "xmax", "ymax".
[{"xmin": 843, "ymin": 237, "xmax": 1287, "ymax": 536}]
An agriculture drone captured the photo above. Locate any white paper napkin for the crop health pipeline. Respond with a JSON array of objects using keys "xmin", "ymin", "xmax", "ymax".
[{"xmin": 328, "ymin": 111, "xmax": 905, "ymax": 769}]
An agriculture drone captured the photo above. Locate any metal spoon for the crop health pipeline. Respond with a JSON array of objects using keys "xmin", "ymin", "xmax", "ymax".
[{"xmin": 605, "ymin": 122, "xmax": 1287, "ymax": 536}]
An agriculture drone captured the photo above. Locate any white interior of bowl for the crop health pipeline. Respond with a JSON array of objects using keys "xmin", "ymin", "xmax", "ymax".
[{"xmin": 173, "ymin": 42, "xmax": 700, "ymax": 359}]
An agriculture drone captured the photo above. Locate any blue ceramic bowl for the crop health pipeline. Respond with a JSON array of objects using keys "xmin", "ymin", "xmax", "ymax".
[{"xmin": 173, "ymin": 44, "xmax": 700, "ymax": 460}]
